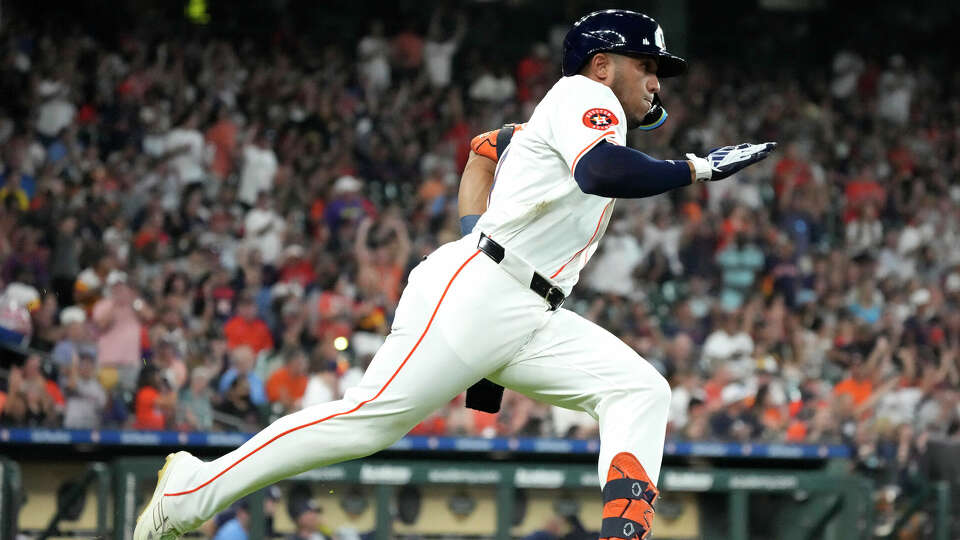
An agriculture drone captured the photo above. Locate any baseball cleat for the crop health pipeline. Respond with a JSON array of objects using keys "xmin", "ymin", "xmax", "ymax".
[{"xmin": 133, "ymin": 451, "xmax": 191, "ymax": 540}]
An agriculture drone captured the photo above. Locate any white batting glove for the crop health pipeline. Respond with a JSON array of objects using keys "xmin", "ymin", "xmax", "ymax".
[{"xmin": 686, "ymin": 142, "xmax": 778, "ymax": 182}]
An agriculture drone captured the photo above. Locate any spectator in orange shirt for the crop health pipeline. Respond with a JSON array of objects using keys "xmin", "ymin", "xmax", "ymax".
[
  {"xmin": 224, "ymin": 296, "xmax": 274, "ymax": 354},
  {"xmin": 834, "ymin": 361, "xmax": 874, "ymax": 407},
  {"xmin": 133, "ymin": 364, "xmax": 176, "ymax": 430},
  {"xmin": 205, "ymin": 105, "xmax": 238, "ymax": 181},
  {"xmin": 266, "ymin": 349, "xmax": 309, "ymax": 412}
]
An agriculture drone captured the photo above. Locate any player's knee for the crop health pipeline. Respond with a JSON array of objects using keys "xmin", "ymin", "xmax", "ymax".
[
  {"xmin": 649, "ymin": 370, "xmax": 672, "ymax": 414},
  {"xmin": 615, "ymin": 363, "xmax": 671, "ymax": 415}
]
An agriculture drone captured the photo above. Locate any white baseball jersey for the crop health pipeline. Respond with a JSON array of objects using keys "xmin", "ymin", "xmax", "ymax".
[{"xmin": 476, "ymin": 74, "xmax": 628, "ymax": 294}]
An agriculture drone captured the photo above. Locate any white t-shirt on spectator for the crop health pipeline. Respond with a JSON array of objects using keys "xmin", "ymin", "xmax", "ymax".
[
  {"xmin": 878, "ymin": 70, "xmax": 915, "ymax": 126},
  {"xmin": 165, "ymin": 128, "xmax": 206, "ymax": 184},
  {"xmin": 643, "ymin": 223, "xmax": 684, "ymax": 275},
  {"xmin": 243, "ymin": 207, "xmax": 285, "ymax": 265},
  {"xmin": 64, "ymin": 378, "xmax": 107, "ymax": 429},
  {"xmin": 143, "ymin": 132, "xmax": 167, "ymax": 158},
  {"xmin": 302, "ymin": 375, "xmax": 336, "ymax": 408},
  {"xmin": 36, "ymin": 98, "xmax": 75, "ymax": 138},
  {"xmin": 668, "ymin": 386, "xmax": 692, "ymax": 430},
  {"xmin": 469, "ymin": 72, "xmax": 516, "ymax": 102},
  {"xmin": 21, "ymin": 140, "xmax": 46, "ymax": 175},
  {"xmin": 338, "ymin": 367, "xmax": 364, "ymax": 397},
  {"xmin": 551, "ymin": 406, "xmax": 598, "ymax": 438},
  {"xmin": 358, "ymin": 36, "xmax": 391, "ymax": 91},
  {"xmin": 831, "ymin": 50, "xmax": 864, "ymax": 100},
  {"xmin": 585, "ymin": 232, "xmax": 643, "ymax": 296},
  {"xmin": 423, "ymin": 40, "xmax": 457, "ymax": 88},
  {"xmin": 702, "ymin": 329, "xmax": 755, "ymax": 378},
  {"xmin": 239, "ymin": 145, "xmax": 278, "ymax": 206},
  {"xmin": 845, "ymin": 218, "xmax": 883, "ymax": 254}
]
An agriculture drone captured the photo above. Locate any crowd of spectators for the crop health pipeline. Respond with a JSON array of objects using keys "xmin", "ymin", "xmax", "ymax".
[{"xmin": 0, "ymin": 10, "xmax": 959, "ymax": 502}]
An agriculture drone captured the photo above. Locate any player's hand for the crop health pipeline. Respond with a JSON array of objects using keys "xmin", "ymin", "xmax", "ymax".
[{"xmin": 686, "ymin": 142, "xmax": 777, "ymax": 182}]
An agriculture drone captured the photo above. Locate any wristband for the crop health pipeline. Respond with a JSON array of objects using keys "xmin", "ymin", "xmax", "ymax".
[{"xmin": 685, "ymin": 154, "xmax": 713, "ymax": 183}]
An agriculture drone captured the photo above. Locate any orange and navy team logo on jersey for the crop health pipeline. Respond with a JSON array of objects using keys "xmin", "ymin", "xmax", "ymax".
[{"xmin": 582, "ymin": 108, "xmax": 619, "ymax": 130}]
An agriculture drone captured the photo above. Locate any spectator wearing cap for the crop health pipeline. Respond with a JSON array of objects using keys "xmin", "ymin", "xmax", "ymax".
[
  {"xmin": 710, "ymin": 383, "xmax": 760, "ymax": 441},
  {"xmin": 63, "ymin": 350, "xmax": 107, "ymax": 429},
  {"xmin": 51, "ymin": 305, "xmax": 95, "ymax": 375},
  {"xmin": 266, "ymin": 349, "xmax": 309, "ymax": 412},
  {"xmin": 286, "ymin": 499, "xmax": 328, "ymax": 540},
  {"xmin": 92, "ymin": 271, "xmax": 152, "ymax": 392},
  {"xmin": 213, "ymin": 499, "xmax": 251, "ymax": 540},
  {"xmin": 177, "ymin": 366, "xmax": 214, "ymax": 431},
  {"xmin": 323, "ymin": 176, "xmax": 375, "ymax": 233},
  {"xmin": 263, "ymin": 485, "xmax": 283, "ymax": 537},
  {"xmin": 278, "ymin": 245, "xmax": 315, "ymax": 288},
  {"xmin": 218, "ymin": 345, "xmax": 267, "ymax": 406},
  {"xmin": 224, "ymin": 296, "xmax": 274, "ymax": 355}
]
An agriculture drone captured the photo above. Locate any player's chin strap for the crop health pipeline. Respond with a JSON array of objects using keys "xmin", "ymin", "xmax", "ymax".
[{"xmin": 636, "ymin": 94, "xmax": 667, "ymax": 131}]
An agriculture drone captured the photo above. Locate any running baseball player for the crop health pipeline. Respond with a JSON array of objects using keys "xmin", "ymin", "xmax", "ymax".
[{"xmin": 136, "ymin": 10, "xmax": 775, "ymax": 540}]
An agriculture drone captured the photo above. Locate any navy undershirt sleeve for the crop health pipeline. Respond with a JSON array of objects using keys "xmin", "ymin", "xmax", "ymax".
[
  {"xmin": 460, "ymin": 214, "xmax": 480, "ymax": 236},
  {"xmin": 573, "ymin": 141, "xmax": 692, "ymax": 198}
]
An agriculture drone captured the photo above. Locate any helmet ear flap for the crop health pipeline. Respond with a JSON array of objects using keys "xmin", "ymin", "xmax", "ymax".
[{"xmin": 636, "ymin": 94, "xmax": 667, "ymax": 131}]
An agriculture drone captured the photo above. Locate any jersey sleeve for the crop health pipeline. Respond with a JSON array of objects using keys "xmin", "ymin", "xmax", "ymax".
[{"xmin": 547, "ymin": 81, "xmax": 627, "ymax": 175}]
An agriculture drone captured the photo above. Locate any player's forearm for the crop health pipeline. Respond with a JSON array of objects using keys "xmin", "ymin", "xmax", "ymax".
[
  {"xmin": 458, "ymin": 151, "xmax": 496, "ymax": 234},
  {"xmin": 458, "ymin": 152, "xmax": 496, "ymax": 217},
  {"xmin": 573, "ymin": 141, "xmax": 692, "ymax": 198}
]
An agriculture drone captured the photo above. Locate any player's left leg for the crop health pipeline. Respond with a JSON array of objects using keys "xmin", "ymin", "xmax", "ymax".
[{"xmin": 490, "ymin": 308, "xmax": 670, "ymax": 539}]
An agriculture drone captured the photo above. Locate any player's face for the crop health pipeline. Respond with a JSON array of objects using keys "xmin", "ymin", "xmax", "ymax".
[{"xmin": 610, "ymin": 55, "xmax": 661, "ymax": 129}]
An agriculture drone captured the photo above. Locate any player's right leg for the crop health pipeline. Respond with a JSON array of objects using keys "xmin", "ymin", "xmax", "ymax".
[
  {"xmin": 134, "ymin": 240, "xmax": 537, "ymax": 539},
  {"xmin": 490, "ymin": 308, "xmax": 671, "ymax": 539}
]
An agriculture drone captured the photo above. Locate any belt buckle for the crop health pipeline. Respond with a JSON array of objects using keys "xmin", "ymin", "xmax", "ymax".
[{"xmin": 545, "ymin": 286, "xmax": 565, "ymax": 311}]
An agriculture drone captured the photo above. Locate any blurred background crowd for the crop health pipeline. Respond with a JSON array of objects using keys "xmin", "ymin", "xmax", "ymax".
[{"xmin": 0, "ymin": 1, "xmax": 959, "ymax": 517}]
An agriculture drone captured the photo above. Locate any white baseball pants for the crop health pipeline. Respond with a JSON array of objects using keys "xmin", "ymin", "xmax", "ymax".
[{"xmin": 161, "ymin": 233, "xmax": 671, "ymax": 531}]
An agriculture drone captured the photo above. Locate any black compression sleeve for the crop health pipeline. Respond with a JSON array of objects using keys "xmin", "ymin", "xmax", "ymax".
[{"xmin": 573, "ymin": 141, "xmax": 692, "ymax": 198}]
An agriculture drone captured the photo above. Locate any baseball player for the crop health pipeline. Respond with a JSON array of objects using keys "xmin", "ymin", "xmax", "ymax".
[{"xmin": 136, "ymin": 10, "xmax": 775, "ymax": 540}]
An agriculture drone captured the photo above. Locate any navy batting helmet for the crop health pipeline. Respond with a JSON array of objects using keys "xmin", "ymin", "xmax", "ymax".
[{"xmin": 562, "ymin": 10, "xmax": 687, "ymax": 78}]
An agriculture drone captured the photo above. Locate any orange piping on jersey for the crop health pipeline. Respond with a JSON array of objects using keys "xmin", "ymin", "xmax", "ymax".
[
  {"xmin": 163, "ymin": 250, "xmax": 484, "ymax": 497},
  {"xmin": 570, "ymin": 130, "xmax": 616, "ymax": 175},
  {"xmin": 550, "ymin": 199, "xmax": 614, "ymax": 280}
]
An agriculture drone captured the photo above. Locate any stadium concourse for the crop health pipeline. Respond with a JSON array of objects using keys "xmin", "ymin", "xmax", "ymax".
[{"xmin": 0, "ymin": 2, "xmax": 959, "ymax": 538}]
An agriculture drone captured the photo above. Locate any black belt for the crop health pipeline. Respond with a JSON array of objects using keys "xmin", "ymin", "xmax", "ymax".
[{"xmin": 477, "ymin": 234, "xmax": 565, "ymax": 311}]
